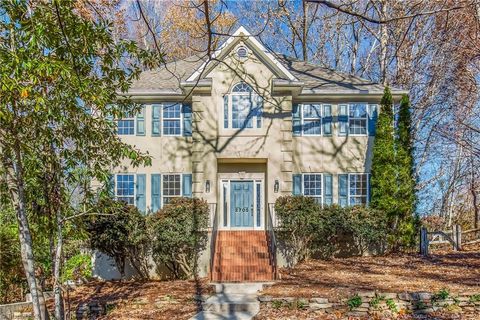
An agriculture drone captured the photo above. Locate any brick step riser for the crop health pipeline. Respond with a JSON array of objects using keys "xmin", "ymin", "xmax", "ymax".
[
  {"xmin": 213, "ymin": 268, "xmax": 274, "ymax": 274},
  {"xmin": 215, "ymin": 241, "xmax": 268, "ymax": 246},
  {"xmin": 210, "ymin": 275, "xmax": 274, "ymax": 282},
  {"xmin": 214, "ymin": 254, "xmax": 270, "ymax": 260}
]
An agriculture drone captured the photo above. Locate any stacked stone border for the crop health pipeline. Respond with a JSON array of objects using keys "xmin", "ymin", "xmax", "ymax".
[{"xmin": 258, "ymin": 290, "xmax": 480, "ymax": 317}]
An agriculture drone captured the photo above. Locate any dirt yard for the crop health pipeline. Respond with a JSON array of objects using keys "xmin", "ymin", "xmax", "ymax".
[
  {"xmin": 63, "ymin": 278, "xmax": 213, "ymax": 320},
  {"xmin": 261, "ymin": 249, "xmax": 480, "ymax": 302}
]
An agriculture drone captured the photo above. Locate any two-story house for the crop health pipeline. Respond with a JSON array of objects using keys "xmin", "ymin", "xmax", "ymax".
[{"xmin": 107, "ymin": 26, "xmax": 406, "ymax": 282}]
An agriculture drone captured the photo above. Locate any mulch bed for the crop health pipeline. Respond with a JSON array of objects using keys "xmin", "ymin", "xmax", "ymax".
[
  {"xmin": 62, "ymin": 278, "xmax": 213, "ymax": 320},
  {"xmin": 261, "ymin": 249, "xmax": 480, "ymax": 302}
]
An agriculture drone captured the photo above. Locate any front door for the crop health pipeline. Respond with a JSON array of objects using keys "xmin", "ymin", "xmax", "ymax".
[{"xmin": 230, "ymin": 181, "xmax": 254, "ymax": 227}]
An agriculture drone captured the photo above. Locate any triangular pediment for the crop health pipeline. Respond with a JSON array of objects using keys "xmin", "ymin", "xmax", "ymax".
[{"xmin": 185, "ymin": 26, "xmax": 298, "ymax": 83}]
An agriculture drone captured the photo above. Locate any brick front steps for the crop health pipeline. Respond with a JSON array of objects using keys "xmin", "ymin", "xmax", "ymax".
[{"xmin": 211, "ymin": 231, "xmax": 275, "ymax": 282}]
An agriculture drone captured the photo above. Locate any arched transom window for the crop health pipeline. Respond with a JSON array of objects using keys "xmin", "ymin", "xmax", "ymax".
[{"xmin": 224, "ymin": 82, "xmax": 263, "ymax": 129}]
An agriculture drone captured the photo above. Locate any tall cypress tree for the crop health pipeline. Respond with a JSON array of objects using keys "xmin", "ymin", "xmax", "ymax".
[
  {"xmin": 370, "ymin": 87, "xmax": 398, "ymax": 222},
  {"xmin": 395, "ymin": 94, "xmax": 418, "ymax": 247}
]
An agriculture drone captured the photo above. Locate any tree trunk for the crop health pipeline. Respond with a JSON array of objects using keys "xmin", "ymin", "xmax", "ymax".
[
  {"xmin": 379, "ymin": 1, "xmax": 388, "ymax": 85},
  {"xmin": 471, "ymin": 157, "xmax": 479, "ymax": 228},
  {"xmin": 7, "ymin": 151, "xmax": 49, "ymax": 320},
  {"xmin": 54, "ymin": 211, "xmax": 65, "ymax": 320}
]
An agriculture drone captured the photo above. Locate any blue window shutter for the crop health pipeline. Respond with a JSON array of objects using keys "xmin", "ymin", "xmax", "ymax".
[
  {"xmin": 323, "ymin": 104, "xmax": 332, "ymax": 136},
  {"xmin": 292, "ymin": 174, "xmax": 302, "ymax": 195},
  {"xmin": 292, "ymin": 104, "xmax": 302, "ymax": 136},
  {"xmin": 338, "ymin": 104, "xmax": 348, "ymax": 136},
  {"xmin": 136, "ymin": 106, "xmax": 146, "ymax": 136},
  {"xmin": 338, "ymin": 174, "xmax": 348, "ymax": 207},
  {"xmin": 368, "ymin": 104, "xmax": 378, "ymax": 136},
  {"xmin": 151, "ymin": 174, "xmax": 161, "ymax": 213},
  {"xmin": 182, "ymin": 174, "xmax": 192, "ymax": 197},
  {"xmin": 182, "ymin": 104, "xmax": 192, "ymax": 136},
  {"xmin": 223, "ymin": 95, "xmax": 228, "ymax": 128},
  {"xmin": 323, "ymin": 173, "xmax": 333, "ymax": 205},
  {"xmin": 152, "ymin": 104, "xmax": 161, "ymax": 136},
  {"xmin": 135, "ymin": 174, "xmax": 146, "ymax": 213}
]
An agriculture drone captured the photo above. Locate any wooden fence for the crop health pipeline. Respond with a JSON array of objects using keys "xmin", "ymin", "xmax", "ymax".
[{"xmin": 420, "ymin": 225, "xmax": 480, "ymax": 255}]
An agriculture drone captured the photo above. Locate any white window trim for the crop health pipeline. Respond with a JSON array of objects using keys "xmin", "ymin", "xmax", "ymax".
[
  {"xmin": 161, "ymin": 173, "xmax": 183, "ymax": 206},
  {"xmin": 117, "ymin": 118, "xmax": 135, "ymax": 136},
  {"xmin": 301, "ymin": 104, "xmax": 323, "ymax": 136},
  {"xmin": 347, "ymin": 173, "xmax": 370, "ymax": 206},
  {"xmin": 115, "ymin": 173, "xmax": 136, "ymax": 205},
  {"xmin": 226, "ymin": 87, "xmax": 261, "ymax": 130},
  {"xmin": 161, "ymin": 103, "xmax": 183, "ymax": 136},
  {"xmin": 302, "ymin": 173, "xmax": 324, "ymax": 205},
  {"xmin": 347, "ymin": 103, "xmax": 368, "ymax": 137}
]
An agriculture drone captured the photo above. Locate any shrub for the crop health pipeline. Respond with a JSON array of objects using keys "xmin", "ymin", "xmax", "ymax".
[
  {"xmin": 275, "ymin": 196, "xmax": 322, "ymax": 262},
  {"xmin": 61, "ymin": 253, "xmax": 92, "ymax": 283},
  {"xmin": 86, "ymin": 199, "xmax": 151, "ymax": 279},
  {"xmin": 386, "ymin": 298, "xmax": 398, "ymax": 313},
  {"xmin": 275, "ymin": 196, "xmax": 388, "ymax": 262},
  {"xmin": 347, "ymin": 294, "xmax": 362, "ymax": 310},
  {"xmin": 150, "ymin": 197, "xmax": 208, "ymax": 279}
]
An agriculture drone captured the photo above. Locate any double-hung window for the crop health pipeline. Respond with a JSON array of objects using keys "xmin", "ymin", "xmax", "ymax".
[
  {"xmin": 162, "ymin": 174, "xmax": 181, "ymax": 205},
  {"xmin": 163, "ymin": 103, "xmax": 182, "ymax": 135},
  {"xmin": 302, "ymin": 104, "xmax": 322, "ymax": 135},
  {"xmin": 117, "ymin": 119, "xmax": 135, "ymax": 135},
  {"xmin": 303, "ymin": 174, "xmax": 323, "ymax": 204},
  {"xmin": 349, "ymin": 104, "xmax": 368, "ymax": 135},
  {"xmin": 349, "ymin": 173, "xmax": 369, "ymax": 205},
  {"xmin": 224, "ymin": 82, "xmax": 262, "ymax": 129},
  {"xmin": 293, "ymin": 104, "xmax": 332, "ymax": 136},
  {"xmin": 116, "ymin": 174, "xmax": 135, "ymax": 205}
]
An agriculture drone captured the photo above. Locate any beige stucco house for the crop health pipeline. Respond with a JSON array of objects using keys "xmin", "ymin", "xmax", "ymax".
[{"xmin": 107, "ymin": 26, "xmax": 407, "ymax": 282}]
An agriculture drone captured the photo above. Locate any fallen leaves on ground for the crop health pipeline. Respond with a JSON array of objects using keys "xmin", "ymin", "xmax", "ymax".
[
  {"xmin": 63, "ymin": 278, "xmax": 213, "ymax": 320},
  {"xmin": 262, "ymin": 249, "xmax": 480, "ymax": 302}
]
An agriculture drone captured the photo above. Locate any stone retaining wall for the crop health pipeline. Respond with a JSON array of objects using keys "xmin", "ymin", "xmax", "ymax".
[{"xmin": 259, "ymin": 291, "xmax": 480, "ymax": 317}]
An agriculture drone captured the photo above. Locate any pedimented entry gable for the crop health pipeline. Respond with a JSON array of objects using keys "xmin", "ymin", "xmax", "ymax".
[{"xmin": 185, "ymin": 26, "xmax": 299, "ymax": 83}]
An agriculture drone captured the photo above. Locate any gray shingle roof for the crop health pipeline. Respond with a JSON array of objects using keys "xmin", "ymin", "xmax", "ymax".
[{"xmin": 130, "ymin": 53, "xmax": 404, "ymax": 95}]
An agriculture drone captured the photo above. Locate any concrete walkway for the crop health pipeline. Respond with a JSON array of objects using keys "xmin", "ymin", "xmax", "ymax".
[{"xmin": 190, "ymin": 283, "xmax": 268, "ymax": 320}]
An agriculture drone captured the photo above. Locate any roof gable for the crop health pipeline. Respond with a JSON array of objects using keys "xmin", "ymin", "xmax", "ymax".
[{"xmin": 185, "ymin": 26, "xmax": 298, "ymax": 83}]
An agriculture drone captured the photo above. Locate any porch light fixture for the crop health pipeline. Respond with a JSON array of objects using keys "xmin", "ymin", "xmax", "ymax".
[
  {"xmin": 205, "ymin": 180, "xmax": 211, "ymax": 193},
  {"xmin": 274, "ymin": 179, "xmax": 280, "ymax": 193}
]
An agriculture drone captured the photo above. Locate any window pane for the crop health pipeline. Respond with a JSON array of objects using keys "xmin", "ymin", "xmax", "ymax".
[
  {"xmin": 349, "ymin": 174, "xmax": 368, "ymax": 206},
  {"xmin": 349, "ymin": 104, "xmax": 367, "ymax": 135},
  {"xmin": 163, "ymin": 174, "xmax": 181, "ymax": 205},
  {"xmin": 303, "ymin": 120, "xmax": 321, "ymax": 135},
  {"xmin": 303, "ymin": 174, "xmax": 322, "ymax": 196},
  {"xmin": 232, "ymin": 95, "xmax": 253, "ymax": 128},
  {"xmin": 302, "ymin": 104, "xmax": 321, "ymax": 118},
  {"xmin": 232, "ymin": 82, "xmax": 253, "ymax": 93},
  {"xmin": 116, "ymin": 174, "xmax": 134, "ymax": 204},
  {"xmin": 163, "ymin": 104, "xmax": 181, "ymax": 135},
  {"xmin": 117, "ymin": 120, "xmax": 134, "ymax": 135}
]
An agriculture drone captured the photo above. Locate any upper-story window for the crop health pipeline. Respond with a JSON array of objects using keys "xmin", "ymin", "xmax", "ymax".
[
  {"xmin": 117, "ymin": 118, "xmax": 135, "ymax": 135},
  {"xmin": 292, "ymin": 104, "xmax": 332, "ymax": 136},
  {"xmin": 224, "ymin": 82, "xmax": 263, "ymax": 129},
  {"xmin": 162, "ymin": 103, "xmax": 182, "ymax": 135},
  {"xmin": 338, "ymin": 103, "xmax": 377, "ymax": 136}
]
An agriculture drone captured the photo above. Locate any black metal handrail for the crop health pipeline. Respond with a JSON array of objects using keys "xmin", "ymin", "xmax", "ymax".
[
  {"xmin": 208, "ymin": 203, "xmax": 218, "ymax": 280},
  {"xmin": 266, "ymin": 203, "xmax": 278, "ymax": 279}
]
